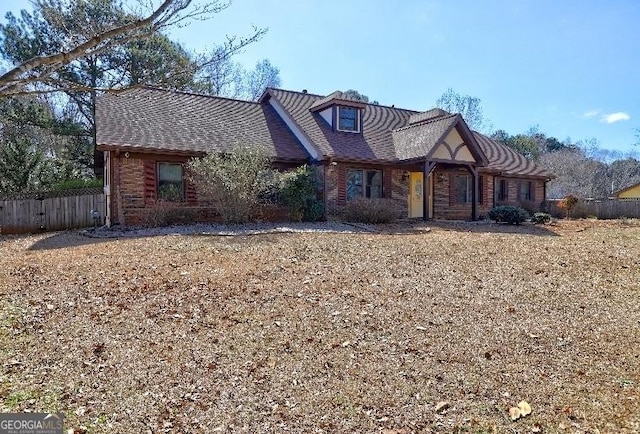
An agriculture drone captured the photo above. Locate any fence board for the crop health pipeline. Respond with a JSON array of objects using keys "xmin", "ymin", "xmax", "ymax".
[
  {"xmin": 0, "ymin": 193, "xmax": 105, "ymax": 234},
  {"xmin": 547, "ymin": 199, "xmax": 640, "ymax": 219}
]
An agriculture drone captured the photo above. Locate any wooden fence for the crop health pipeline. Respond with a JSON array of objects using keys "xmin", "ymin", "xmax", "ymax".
[
  {"xmin": 546, "ymin": 199, "xmax": 640, "ymax": 219},
  {"xmin": 0, "ymin": 190, "xmax": 105, "ymax": 234}
]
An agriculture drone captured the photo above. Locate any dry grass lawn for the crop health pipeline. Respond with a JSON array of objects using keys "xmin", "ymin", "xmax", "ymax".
[{"xmin": 1, "ymin": 220, "xmax": 639, "ymax": 433}]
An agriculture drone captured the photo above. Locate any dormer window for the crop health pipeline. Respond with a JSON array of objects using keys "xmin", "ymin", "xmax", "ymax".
[{"xmin": 337, "ymin": 106, "xmax": 360, "ymax": 132}]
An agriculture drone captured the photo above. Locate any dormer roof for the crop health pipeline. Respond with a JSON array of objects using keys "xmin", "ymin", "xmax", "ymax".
[{"xmin": 309, "ymin": 90, "xmax": 368, "ymax": 112}]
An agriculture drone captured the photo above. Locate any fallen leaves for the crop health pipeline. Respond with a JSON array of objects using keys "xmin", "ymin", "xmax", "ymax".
[
  {"xmin": 1, "ymin": 221, "xmax": 639, "ymax": 432},
  {"xmin": 510, "ymin": 400, "xmax": 532, "ymax": 421},
  {"xmin": 435, "ymin": 401, "xmax": 450, "ymax": 414}
]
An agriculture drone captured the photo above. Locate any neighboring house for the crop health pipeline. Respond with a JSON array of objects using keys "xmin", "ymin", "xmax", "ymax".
[
  {"xmin": 95, "ymin": 87, "xmax": 553, "ymax": 226},
  {"xmin": 613, "ymin": 182, "xmax": 640, "ymax": 199}
]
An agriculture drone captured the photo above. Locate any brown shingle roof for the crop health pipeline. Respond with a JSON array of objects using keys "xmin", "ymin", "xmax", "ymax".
[
  {"xmin": 408, "ymin": 108, "xmax": 450, "ymax": 125},
  {"xmin": 309, "ymin": 90, "xmax": 368, "ymax": 112},
  {"xmin": 267, "ymin": 88, "xmax": 416, "ymax": 162},
  {"xmin": 95, "ymin": 87, "xmax": 309, "ymax": 161},
  {"xmin": 392, "ymin": 114, "xmax": 459, "ymax": 161},
  {"xmin": 267, "ymin": 88, "xmax": 551, "ymax": 178},
  {"xmin": 96, "ymin": 86, "xmax": 552, "ymax": 179},
  {"xmin": 474, "ymin": 132, "xmax": 553, "ymax": 178}
]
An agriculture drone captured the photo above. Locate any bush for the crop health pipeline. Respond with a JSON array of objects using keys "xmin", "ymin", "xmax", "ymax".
[
  {"xmin": 188, "ymin": 145, "xmax": 276, "ymax": 223},
  {"xmin": 142, "ymin": 201, "xmax": 198, "ymax": 227},
  {"xmin": 49, "ymin": 177, "xmax": 102, "ymax": 191},
  {"xmin": 488, "ymin": 205, "xmax": 529, "ymax": 225},
  {"xmin": 280, "ymin": 165, "xmax": 324, "ymax": 221},
  {"xmin": 557, "ymin": 195, "xmax": 579, "ymax": 218},
  {"xmin": 532, "ymin": 212, "xmax": 552, "ymax": 225},
  {"xmin": 341, "ymin": 198, "xmax": 401, "ymax": 224}
]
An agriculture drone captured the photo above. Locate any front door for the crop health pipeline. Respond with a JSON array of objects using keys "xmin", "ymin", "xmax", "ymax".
[
  {"xmin": 409, "ymin": 172, "xmax": 423, "ymax": 218},
  {"xmin": 408, "ymin": 172, "xmax": 433, "ymax": 219}
]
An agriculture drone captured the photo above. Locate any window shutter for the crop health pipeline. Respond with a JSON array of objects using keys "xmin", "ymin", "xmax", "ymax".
[
  {"xmin": 504, "ymin": 180, "xmax": 509, "ymax": 201},
  {"xmin": 482, "ymin": 175, "xmax": 488, "ymax": 205},
  {"xmin": 530, "ymin": 181, "xmax": 535, "ymax": 201},
  {"xmin": 337, "ymin": 165, "xmax": 346, "ymax": 205},
  {"xmin": 383, "ymin": 168, "xmax": 392, "ymax": 199},
  {"xmin": 143, "ymin": 159, "xmax": 156, "ymax": 204},
  {"xmin": 449, "ymin": 173, "xmax": 455, "ymax": 206},
  {"xmin": 186, "ymin": 178, "xmax": 197, "ymax": 205}
]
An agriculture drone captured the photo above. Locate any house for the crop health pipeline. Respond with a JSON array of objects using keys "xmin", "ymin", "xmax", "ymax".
[
  {"xmin": 613, "ymin": 182, "xmax": 640, "ymax": 199},
  {"xmin": 95, "ymin": 87, "xmax": 553, "ymax": 226}
]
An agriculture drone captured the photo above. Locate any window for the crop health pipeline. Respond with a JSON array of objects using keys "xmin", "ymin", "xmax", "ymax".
[
  {"xmin": 518, "ymin": 181, "xmax": 534, "ymax": 201},
  {"xmin": 338, "ymin": 106, "xmax": 359, "ymax": 132},
  {"xmin": 478, "ymin": 175, "xmax": 484, "ymax": 204},
  {"xmin": 158, "ymin": 163, "xmax": 184, "ymax": 201},
  {"xmin": 454, "ymin": 174, "xmax": 472, "ymax": 203},
  {"xmin": 346, "ymin": 169, "xmax": 382, "ymax": 200},
  {"xmin": 497, "ymin": 179, "xmax": 508, "ymax": 201}
]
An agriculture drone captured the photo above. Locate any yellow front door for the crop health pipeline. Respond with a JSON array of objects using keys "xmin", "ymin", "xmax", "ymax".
[
  {"xmin": 409, "ymin": 172, "xmax": 423, "ymax": 218},
  {"xmin": 408, "ymin": 172, "xmax": 433, "ymax": 219}
]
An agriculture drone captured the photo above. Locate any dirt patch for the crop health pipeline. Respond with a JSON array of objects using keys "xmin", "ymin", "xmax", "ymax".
[{"xmin": 1, "ymin": 220, "xmax": 639, "ymax": 433}]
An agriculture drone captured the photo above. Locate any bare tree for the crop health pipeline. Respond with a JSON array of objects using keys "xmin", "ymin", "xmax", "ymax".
[
  {"xmin": 196, "ymin": 56, "xmax": 281, "ymax": 101},
  {"xmin": 0, "ymin": 0, "xmax": 266, "ymax": 96},
  {"xmin": 197, "ymin": 46, "xmax": 245, "ymax": 98},
  {"xmin": 538, "ymin": 148, "xmax": 609, "ymax": 199},
  {"xmin": 436, "ymin": 88, "xmax": 487, "ymax": 132},
  {"xmin": 245, "ymin": 59, "xmax": 280, "ymax": 101}
]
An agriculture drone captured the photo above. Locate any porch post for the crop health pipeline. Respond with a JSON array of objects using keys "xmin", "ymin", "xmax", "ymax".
[
  {"xmin": 469, "ymin": 165, "xmax": 478, "ymax": 221},
  {"xmin": 423, "ymin": 160, "xmax": 436, "ymax": 221}
]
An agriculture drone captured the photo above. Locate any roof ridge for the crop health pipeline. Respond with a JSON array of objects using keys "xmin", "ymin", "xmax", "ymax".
[
  {"xmin": 268, "ymin": 87, "xmax": 326, "ymax": 98},
  {"xmin": 271, "ymin": 87, "xmax": 419, "ymax": 113},
  {"xmin": 393, "ymin": 113, "xmax": 458, "ymax": 132},
  {"xmin": 135, "ymin": 85, "xmax": 262, "ymax": 105}
]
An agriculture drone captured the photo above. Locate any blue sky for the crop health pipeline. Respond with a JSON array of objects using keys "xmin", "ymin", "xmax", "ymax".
[{"xmin": 2, "ymin": 0, "xmax": 639, "ymax": 154}]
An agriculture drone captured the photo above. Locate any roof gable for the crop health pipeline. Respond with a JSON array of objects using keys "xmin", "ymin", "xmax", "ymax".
[
  {"xmin": 392, "ymin": 114, "xmax": 488, "ymax": 165},
  {"xmin": 614, "ymin": 182, "xmax": 640, "ymax": 198},
  {"xmin": 265, "ymin": 88, "xmax": 415, "ymax": 162}
]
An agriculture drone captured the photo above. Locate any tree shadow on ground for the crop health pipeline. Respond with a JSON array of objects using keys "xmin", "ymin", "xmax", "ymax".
[
  {"xmin": 19, "ymin": 219, "xmax": 567, "ymax": 252},
  {"xmin": 23, "ymin": 230, "xmax": 121, "ymax": 251},
  {"xmin": 374, "ymin": 220, "xmax": 562, "ymax": 237}
]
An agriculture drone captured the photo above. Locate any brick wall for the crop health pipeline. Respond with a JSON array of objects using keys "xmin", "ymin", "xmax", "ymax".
[
  {"xmin": 110, "ymin": 154, "xmax": 546, "ymax": 225},
  {"xmin": 494, "ymin": 176, "xmax": 546, "ymax": 213},
  {"xmin": 114, "ymin": 155, "xmax": 145, "ymax": 225},
  {"xmin": 390, "ymin": 169, "xmax": 409, "ymax": 218},
  {"xmin": 433, "ymin": 169, "xmax": 472, "ymax": 220},
  {"xmin": 321, "ymin": 163, "xmax": 409, "ymax": 218},
  {"xmin": 431, "ymin": 169, "xmax": 498, "ymax": 220},
  {"xmin": 111, "ymin": 153, "xmax": 300, "ymax": 226},
  {"xmin": 111, "ymin": 153, "xmax": 213, "ymax": 226}
]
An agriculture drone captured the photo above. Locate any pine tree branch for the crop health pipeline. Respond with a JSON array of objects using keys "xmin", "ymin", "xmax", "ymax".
[{"xmin": 0, "ymin": 0, "xmax": 236, "ymax": 96}]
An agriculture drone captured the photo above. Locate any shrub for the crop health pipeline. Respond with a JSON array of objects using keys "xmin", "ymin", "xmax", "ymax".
[
  {"xmin": 557, "ymin": 195, "xmax": 579, "ymax": 218},
  {"xmin": 280, "ymin": 165, "xmax": 325, "ymax": 221},
  {"xmin": 488, "ymin": 205, "xmax": 529, "ymax": 225},
  {"xmin": 532, "ymin": 212, "xmax": 552, "ymax": 225},
  {"xmin": 341, "ymin": 198, "xmax": 401, "ymax": 224},
  {"xmin": 49, "ymin": 177, "xmax": 102, "ymax": 191},
  {"xmin": 519, "ymin": 199, "xmax": 543, "ymax": 215},
  {"xmin": 188, "ymin": 145, "xmax": 277, "ymax": 223},
  {"xmin": 142, "ymin": 200, "xmax": 198, "ymax": 227}
]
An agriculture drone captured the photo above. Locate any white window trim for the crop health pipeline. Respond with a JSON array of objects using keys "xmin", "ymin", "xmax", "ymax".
[{"xmin": 336, "ymin": 106, "xmax": 361, "ymax": 133}]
